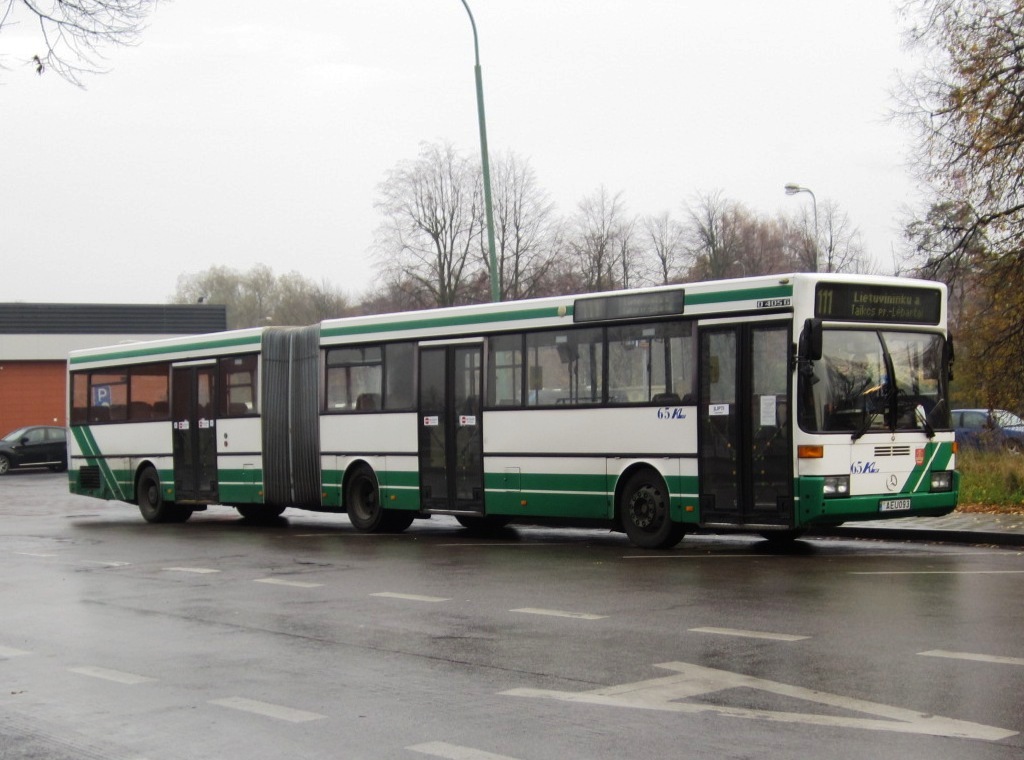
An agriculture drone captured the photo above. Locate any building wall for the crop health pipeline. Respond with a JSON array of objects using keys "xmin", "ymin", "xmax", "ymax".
[{"xmin": 0, "ymin": 361, "xmax": 66, "ymax": 433}]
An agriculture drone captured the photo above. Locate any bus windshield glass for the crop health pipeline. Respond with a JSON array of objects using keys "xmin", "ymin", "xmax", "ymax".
[{"xmin": 800, "ymin": 330, "xmax": 950, "ymax": 435}]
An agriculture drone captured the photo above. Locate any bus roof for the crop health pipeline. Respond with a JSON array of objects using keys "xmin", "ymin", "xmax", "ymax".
[{"xmin": 68, "ymin": 273, "xmax": 945, "ymax": 368}]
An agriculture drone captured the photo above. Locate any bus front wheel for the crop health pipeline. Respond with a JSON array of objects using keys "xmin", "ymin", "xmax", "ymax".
[
  {"xmin": 620, "ymin": 470, "xmax": 685, "ymax": 550},
  {"xmin": 137, "ymin": 467, "xmax": 192, "ymax": 524}
]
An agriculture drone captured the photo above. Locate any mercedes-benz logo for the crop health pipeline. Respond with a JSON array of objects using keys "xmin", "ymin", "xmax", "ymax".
[{"xmin": 886, "ymin": 474, "xmax": 899, "ymax": 492}]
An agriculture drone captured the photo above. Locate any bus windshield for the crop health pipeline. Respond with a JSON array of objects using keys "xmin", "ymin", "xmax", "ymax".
[{"xmin": 800, "ymin": 329, "xmax": 950, "ymax": 435}]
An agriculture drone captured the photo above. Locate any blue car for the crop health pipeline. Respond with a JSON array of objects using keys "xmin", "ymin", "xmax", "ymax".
[{"xmin": 952, "ymin": 409, "xmax": 1024, "ymax": 453}]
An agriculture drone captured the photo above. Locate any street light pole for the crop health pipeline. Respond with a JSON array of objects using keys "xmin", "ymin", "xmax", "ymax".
[
  {"xmin": 460, "ymin": 0, "xmax": 500, "ymax": 302},
  {"xmin": 784, "ymin": 183, "xmax": 818, "ymax": 272}
]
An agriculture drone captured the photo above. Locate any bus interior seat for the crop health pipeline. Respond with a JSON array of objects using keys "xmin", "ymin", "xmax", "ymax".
[{"xmin": 356, "ymin": 393, "xmax": 381, "ymax": 411}]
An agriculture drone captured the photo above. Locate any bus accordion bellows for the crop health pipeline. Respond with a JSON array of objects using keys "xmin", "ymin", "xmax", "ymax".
[{"xmin": 67, "ymin": 273, "xmax": 958, "ymax": 549}]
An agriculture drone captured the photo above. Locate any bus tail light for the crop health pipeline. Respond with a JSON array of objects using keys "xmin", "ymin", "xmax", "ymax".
[{"xmin": 798, "ymin": 445, "xmax": 824, "ymax": 459}]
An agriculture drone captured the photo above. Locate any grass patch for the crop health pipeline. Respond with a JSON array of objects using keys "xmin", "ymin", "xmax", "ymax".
[{"xmin": 956, "ymin": 449, "xmax": 1024, "ymax": 513}]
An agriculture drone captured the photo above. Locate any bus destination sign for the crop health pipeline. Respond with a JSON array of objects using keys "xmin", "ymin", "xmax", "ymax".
[{"xmin": 815, "ymin": 283, "xmax": 942, "ymax": 325}]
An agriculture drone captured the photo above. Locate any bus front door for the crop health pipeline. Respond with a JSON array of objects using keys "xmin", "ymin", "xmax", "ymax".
[
  {"xmin": 171, "ymin": 364, "xmax": 218, "ymax": 503},
  {"xmin": 698, "ymin": 323, "xmax": 793, "ymax": 527},
  {"xmin": 418, "ymin": 345, "xmax": 484, "ymax": 513}
]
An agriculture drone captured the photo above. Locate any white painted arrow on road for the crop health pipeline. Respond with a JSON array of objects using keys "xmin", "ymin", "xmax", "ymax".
[{"xmin": 502, "ymin": 661, "xmax": 1016, "ymax": 742}]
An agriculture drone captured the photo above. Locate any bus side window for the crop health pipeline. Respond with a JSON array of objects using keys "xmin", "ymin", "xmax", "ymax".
[
  {"xmin": 384, "ymin": 343, "xmax": 415, "ymax": 410},
  {"xmin": 487, "ymin": 334, "xmax": 523, "ymax": 407},
  {"xmin": 607, "ymin": 320, "xmax": 694, "ymax": 404},
  {"xmin": 219, "ymin": 355, "xmax": 258, "ymax": 417},
  {"xmin": 325, "ymin": 346, "xmax": 383, "ymax": 412}
]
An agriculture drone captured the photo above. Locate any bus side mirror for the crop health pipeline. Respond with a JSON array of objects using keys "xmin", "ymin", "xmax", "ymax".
[{"xmin": 800, "ymin": 318, "xmax": 823, "ymax": 362}]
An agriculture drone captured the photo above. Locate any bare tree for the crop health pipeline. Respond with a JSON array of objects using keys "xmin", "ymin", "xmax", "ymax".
[
  {"xmin": 373, "ymin": 141, "xmax": 486, "ymax": 308},
  {"xmin": 684, "ymin": 190, "xmax": 743, "ymax": 280},
  {"xmin": 1, "ymin": 1, "xmax": 155, "ymax": 85},
  {"xmin": 489, "ymin": 151, "xmax": 561, "ymax": 301},
  {"xmin": 566, "ymin": 186, "xmax": 634, "ymax": 292},
  {"xmin": 642, "ymin": 211, "xmax": 685, "ymax": 285},
  {"xmin": 172, "ymin": 264, "xmax": 349, "ymax": 329}
]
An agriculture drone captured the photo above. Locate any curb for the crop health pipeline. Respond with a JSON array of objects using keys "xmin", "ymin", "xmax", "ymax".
[{"xmin": 809, "ymin": 526, "xmax": 1024, "ymax": 547}]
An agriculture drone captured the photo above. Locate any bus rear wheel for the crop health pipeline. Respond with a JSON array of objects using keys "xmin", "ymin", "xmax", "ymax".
[
  {"xmin": 620, "ymin": 469, "xmax": 685, "ymax": 550},
  {"xmin": 137, "ymin": 467, "xmax": 192, "ymax": 524}
]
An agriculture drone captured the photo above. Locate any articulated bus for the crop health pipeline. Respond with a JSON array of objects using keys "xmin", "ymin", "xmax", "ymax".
[{"xmin": 68, "ymin": 273, "xmax": 958, "ymax": 549}]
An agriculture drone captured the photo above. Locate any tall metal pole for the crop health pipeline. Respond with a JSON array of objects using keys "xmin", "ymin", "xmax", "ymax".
[
  {"xmin": 784, "ymin": 183, "xmax": 819, "ymax": 272},
  {"xmin": 460, "ymin": 0, "xmax": 500, "ymax": 302}
]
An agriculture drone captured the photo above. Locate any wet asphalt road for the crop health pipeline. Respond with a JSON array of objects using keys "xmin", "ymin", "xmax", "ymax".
[{"xmin": 2, "ymin": 472, "xmax": 1023, "ymax": 759}]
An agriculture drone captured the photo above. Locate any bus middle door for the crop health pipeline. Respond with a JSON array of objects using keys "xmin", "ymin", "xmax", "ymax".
[
  {"xmin": 418, "ymin": 343, "xmax": 484, "ymax": 513},
  {"xmin": 171, "ymin": 363, "xmax": 218, "ymax": 502}
]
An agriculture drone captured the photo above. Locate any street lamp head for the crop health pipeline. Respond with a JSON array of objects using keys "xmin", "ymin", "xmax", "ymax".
[{"xmin": 784, "ymin": 183, "xmax": 803, "ymax": 195}]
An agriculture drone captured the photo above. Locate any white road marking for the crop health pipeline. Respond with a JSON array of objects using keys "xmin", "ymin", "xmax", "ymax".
[
  {"xmin": 69, "ymin": 666, "xmax": 156, "ymax": 685},
  {"xmin": 623, "ymin": 554, "xmax": 766, "ymax": 560},
  {"xmin": 254, "ymin": 578, "xmax": 323, "ymax": 588},
  {"xmin": 80, "ymin": 560, "xmax": 131, "ymax": 567},
  {"xmin": 408, "ymin": 741, "xmax": 523, "ymax": 759},
  {"xmin": 163, "ymin": 567, "xmax": 221, "ymax": 574},
  {"xmin": 850, "ymin": 570, "xmax": 1024, "ymax": 576},
  {"xmin": 510, "ymin": 608, "xmax": 607, "ymax": 620},
  {"xmin": 371, "ymin": 592, "xmax": 451, "ymax": 603},
  {"xmin": 502, "ymin": 661, "xmax": 1017, "ymax": 741},
  {"xmin": 689, "ymin": 627, "xmax": 809, "ymax": 642},
  {"xmin": 209, "ymin": 697, "xmax": 324, "ymax": 723},
  {"xmin": 919, "ymin": 649, "xmax": 1024, "ymax": 667},
  {"xmin": 15, "ymin": 552, "xmax": 57, "ymax": 557},
  {"xmin": 0, "ymin": 645, "xmax": 31, "ymax": 657}
]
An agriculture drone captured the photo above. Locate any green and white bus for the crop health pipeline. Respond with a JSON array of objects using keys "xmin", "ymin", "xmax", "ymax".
[{"xmin": 68, "ymin": 273, "xmax": 958, "ymax": 548}]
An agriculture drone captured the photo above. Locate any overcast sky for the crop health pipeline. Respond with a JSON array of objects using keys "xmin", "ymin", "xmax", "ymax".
[{"xmin": 2, "ymin": 0, "xmax": 922, "ymax": 306}]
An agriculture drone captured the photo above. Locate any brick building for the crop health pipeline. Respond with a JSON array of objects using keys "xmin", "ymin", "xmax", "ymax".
[{"xmin": 0, "ymin": 303, "xmax": 227, "ymax": 434}]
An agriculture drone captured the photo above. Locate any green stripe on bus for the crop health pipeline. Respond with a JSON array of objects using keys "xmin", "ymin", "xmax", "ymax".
[
  {"xmin": 69, "ymin": 333, "xmax": 262, "ymax": 365},
  {"xmin": 321, "ymin": 306, "xmax": 571, "ymax": 339},
  {"xmin": 902, "ymin": 441, "xmax": 953, "ymax": 494},
  {"xmin": 71, "ymin": 426, "xmax": 127, "ymax": 500}
]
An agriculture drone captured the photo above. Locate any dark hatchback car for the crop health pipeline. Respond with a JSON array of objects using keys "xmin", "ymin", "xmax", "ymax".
[
  {"xmin": 0, "ymin": 425, "xmax": 68, "ymax": 475},
  {"xmin": 952, "ymin": 409, "xmax": 1024, "ymax": 453}
]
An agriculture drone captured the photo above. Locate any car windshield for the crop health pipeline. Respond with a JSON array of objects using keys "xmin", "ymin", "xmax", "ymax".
[
  {"xmin": 799, "ymin": 329, "xmax": 950, "ymax": 435},
  {"xmin": 1, "ymin": 427, "xmax": 30, "ymax": 443}
]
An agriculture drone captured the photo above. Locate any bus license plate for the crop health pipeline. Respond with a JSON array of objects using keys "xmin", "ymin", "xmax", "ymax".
[{"xmin": 879, "ymin": 498, "xmax": 912, "ymax": 512}]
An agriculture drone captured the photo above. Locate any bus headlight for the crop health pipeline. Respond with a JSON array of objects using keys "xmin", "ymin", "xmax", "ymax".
[
  {"xmin": 824, "ymin": 475, "xmax": 850, "ymax": 498},
  {"xmin": 930, "ymin": 471, "xmax": 953, "ymax": 492}
]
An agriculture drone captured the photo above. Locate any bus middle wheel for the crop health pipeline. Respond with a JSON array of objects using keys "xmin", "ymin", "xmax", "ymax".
[{"xmin": 136, "ymin": 466, "xmax": 192, "ymax": 524}]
